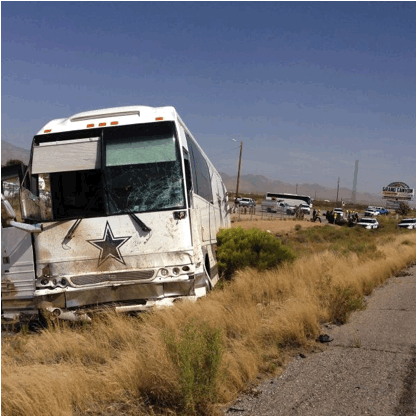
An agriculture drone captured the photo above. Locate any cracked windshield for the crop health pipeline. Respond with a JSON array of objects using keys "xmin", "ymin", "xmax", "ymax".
[{"xmin": 104, "ymin": 122, "xmax": 185, "ymax": 214}]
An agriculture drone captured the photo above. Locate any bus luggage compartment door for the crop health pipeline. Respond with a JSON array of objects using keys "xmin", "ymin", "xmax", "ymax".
[{"xmin": 1, "ymin": 226, "xmax": 37, "ymax": 320}]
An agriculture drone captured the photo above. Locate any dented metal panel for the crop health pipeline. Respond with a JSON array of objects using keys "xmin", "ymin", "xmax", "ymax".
[
  {"xmin": 64, "ymin": 278, "xmax": 195, "ymax": 308},
  {"xmin": 1, "ymin": 226, "xmax": 37, "ymax": 319},
  {"xmin": 34, "ymin": 212, "xmax": 193, "ymax": 277},
  {"xmin": 30, "ymin": 210, "xmax": 197, "ymax": 312}
]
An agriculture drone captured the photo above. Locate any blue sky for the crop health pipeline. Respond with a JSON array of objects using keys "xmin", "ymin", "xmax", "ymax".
[{"xmin": 2, "ymin": 1, "xmax": 415, "ymax": 195}]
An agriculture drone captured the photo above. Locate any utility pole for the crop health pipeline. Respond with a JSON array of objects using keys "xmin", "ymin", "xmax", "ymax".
[
  {"xmin": 296, "ymin": 183, "xmax": 298, "ymax": 194},
  {"xmin": 336, "ymin": 177, "xmax": 340, "ymax": 204},
  {"xmin": 351, "ymin": 160, "xmax": 359, "ymax": 203},
  {"xmin": 235, "ymin": 141, "xmax": 243, "ymax": 198}
]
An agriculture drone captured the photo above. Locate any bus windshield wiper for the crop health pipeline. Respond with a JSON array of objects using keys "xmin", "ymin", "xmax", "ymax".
[{"xmin": 129, "ymin": 212, "xmax": 151, "ymax": 232}]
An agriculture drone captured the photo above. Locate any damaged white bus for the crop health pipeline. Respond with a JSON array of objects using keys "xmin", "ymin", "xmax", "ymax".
[{"xmin": 1, "ymin": 106, "xmax": 230, "ymax": 322}]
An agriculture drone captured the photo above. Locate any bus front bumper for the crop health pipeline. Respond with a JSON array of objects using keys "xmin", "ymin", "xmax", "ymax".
[{"xmin": 28, "ymin": 273, "xmax": 209, "ymax": 320}]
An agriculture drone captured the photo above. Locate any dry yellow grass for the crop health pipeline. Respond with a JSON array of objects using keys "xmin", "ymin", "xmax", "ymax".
[
  {"xmin": 231, "ymin": 217, "xmax": 327, "ymax": 234},
  {"xmin": 2, "ymin": 233, "xmax": 415, "ymax": 415}
]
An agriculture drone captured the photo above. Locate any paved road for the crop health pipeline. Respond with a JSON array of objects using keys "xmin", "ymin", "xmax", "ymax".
[{"xmin": 226, "ymin": 264, "xmax": 416, "ymax": 416}]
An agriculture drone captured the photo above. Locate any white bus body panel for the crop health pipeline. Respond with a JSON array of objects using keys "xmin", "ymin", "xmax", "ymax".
[
  {"xmin": 37, "ymin": 106, "xmax": 178, "ymax": 135},
  {"xmin": 32, "ymin": 211, "xmax": 201, "ymax": 310},
  {"xmin": 34, "ymin": 212, "xmax": 193, "ymax": 277},
  {"xmin": 1, "ymin": 227, "xmax": 37, "ymax": 319}
]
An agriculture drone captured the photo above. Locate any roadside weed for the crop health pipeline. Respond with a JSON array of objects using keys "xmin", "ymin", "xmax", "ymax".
[{"xmin": 164, "ymin": 320, "xmax": 224, "ymax": 415}]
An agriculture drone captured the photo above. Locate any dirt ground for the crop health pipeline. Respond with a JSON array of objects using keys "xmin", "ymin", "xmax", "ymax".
[{"xmin": 231, "ymin": 216, "xmax": 328, "ymax": 234}]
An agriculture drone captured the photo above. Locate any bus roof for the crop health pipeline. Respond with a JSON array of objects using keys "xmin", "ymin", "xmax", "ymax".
[{"xmin": 36, "ymin": 105, "xmax": 178, "ymax": 135}]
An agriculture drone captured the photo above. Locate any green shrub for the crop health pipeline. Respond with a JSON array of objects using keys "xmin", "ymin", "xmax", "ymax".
[
  {"xmin": 329, "ymin": 287, "xmax": 364, "ymax": 324},
  {"xmin": 216, "ymin": 227, "xmax": 296, "ymax": 279},
  {"xmin": 164, "ymin": 321, "xmax": 223, "ymax": 415}
]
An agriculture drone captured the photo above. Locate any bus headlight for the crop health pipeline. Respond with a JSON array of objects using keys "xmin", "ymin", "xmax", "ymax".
[
  {"xmin": 172, "ymin": 267, "xmax": 180, "ymax": 276},
  {"xmin": 159, "ymin": 268, "xmax": 169, "ymax": 277}
]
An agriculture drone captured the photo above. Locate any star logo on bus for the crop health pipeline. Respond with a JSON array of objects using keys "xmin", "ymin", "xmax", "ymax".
[{"xmin": 87, "ymin": 222, "xmax": 131, "ymax": 267}]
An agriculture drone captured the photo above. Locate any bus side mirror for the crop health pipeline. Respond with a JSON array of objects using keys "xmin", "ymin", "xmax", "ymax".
[{"xmin": 1, "ymin": 193, "xmax": 42, "ymax": 233}]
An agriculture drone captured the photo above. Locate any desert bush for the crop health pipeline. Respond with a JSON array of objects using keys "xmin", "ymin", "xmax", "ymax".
[
  {"xmin": 328, "ymin": 286, "xmax": 364, "ymax": 324},
  {"xmin": 217, "ymin": 227, "xmax": 296, "ymax": 279},
  {"xmin": 164, "ymin": 320, "xmax": 224, "ymax": 414},
  {"xmin": 3, "ymin": 159, "xmax": 24, "ymax": 167},
  {"xmin": 397, "ymin": 202, "xmax": 411, "ymax": 215},
  {"xmin": 343, "ymin": 241, "xmax": 385, "ymax": 260}
]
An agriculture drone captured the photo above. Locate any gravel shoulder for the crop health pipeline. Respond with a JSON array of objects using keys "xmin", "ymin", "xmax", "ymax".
[{"xmin": 225, "ymin": 264, "xmax": 416, "ymax": 416}]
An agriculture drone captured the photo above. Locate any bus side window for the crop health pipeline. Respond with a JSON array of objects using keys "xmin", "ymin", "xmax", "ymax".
[
  {"xmin": 186, "ymin": 135, "xmax": 199, "ymax": 194},
  {"xmin": 185, "ymin": 133, "xmax": 212, "ymax": 202},
  {"xmin": 183, "ymin": 149, "xmax": 193, "ymax": 193}
]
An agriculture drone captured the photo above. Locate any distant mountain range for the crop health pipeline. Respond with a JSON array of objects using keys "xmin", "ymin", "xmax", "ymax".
[
  {"xmin": 220, "ymin": 172, "xmax": 385, "ymax": 205},
  {"xmin": 1, "ymin": 140, "xmax": 30, "ymax": 165},
  {"xmin": 1, "ymin": 140, "xmax": 383, "ymax": 204}
]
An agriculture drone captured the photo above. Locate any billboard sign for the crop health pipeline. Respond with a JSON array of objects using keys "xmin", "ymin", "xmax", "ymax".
[{"xmin": 382, "ymin": 182, "xmax": 414, "ymax": 200}]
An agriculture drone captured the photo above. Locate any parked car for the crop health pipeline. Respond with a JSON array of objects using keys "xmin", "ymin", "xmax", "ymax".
[
  {"xmin": 357, "ymin": 217, "xmax": 379, "ymax": 229},
  {"xmin": 300, "ymin": 204, "xmax": 311, "ymax": 214},
  {"xmin": 397, "ymin": 218, "xmax": 416, "ymax": 230},
  {"xmin": 238, "ymin": 197, "xmax": 256, "ymax": 207},
  {"xmin": 375, "ymin": 207, "xmax": 390, "ymax": 215},
  {"xmin": 364, "ymin": 209, "xmax": 379, "ymax": 217},
  {"xmin": 334, "ymin": 208, "xmax": 344, "ymax": 218}
]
